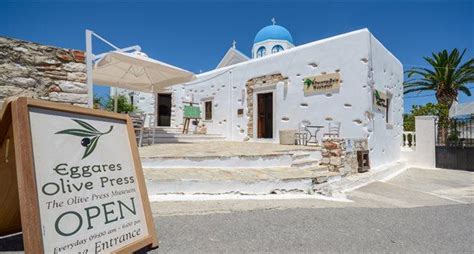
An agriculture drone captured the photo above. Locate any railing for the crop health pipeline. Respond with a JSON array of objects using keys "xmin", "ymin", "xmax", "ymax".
[
  {"xmin": 402, "ymin": 131, "xmax": 416, "ymax": 148},
  {"xmin": 436, "ymin": 117, "xmax": 474, "ymax": 147}
]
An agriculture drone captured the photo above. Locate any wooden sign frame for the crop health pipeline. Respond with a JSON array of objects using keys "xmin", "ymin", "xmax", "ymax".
[{"xmin": 0, "ymin": 97, "xmax": 158, "ymax": 253}]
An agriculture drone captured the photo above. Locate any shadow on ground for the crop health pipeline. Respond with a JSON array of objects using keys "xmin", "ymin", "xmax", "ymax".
[{"xmin": 0, "ymin": 233, "xmax": 23, "ymax": 252}]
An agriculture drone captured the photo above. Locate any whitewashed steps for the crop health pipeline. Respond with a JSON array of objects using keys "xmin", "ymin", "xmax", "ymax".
[
  {"xmin": 151, "ymin": 127, "xmax": 181, "ymax": 134},
  {"xmin": 141, "ymin": 153, "xmax": 294, "ymax": 169},
  {"xmin": 144, "ymin": 166, "xmax": 335, "ymax": 195},
  {"xmin": 291, "ymin": 159, "xmax": 321, "ymax": 169},
  {"xmin": 141, "ymin": 128, "xmax": 226, "ymax": 143},
  {"xmin": 141, "ymin": 147, "xmax": 330, "ymax": 195},
  {"xmin": 291, "ymin": 152, "xmax": 312, "ymax": 161},
  {"xmin": 149, "ymin": 135, "xmax": 226, "ymax": 143},
  {"xmin": 142, "ymin": 149, "xmax": 321, "ymax": 169},
  {"xmin": 290, "ymin": 150, "xmax": 322, "ymax": 169}
]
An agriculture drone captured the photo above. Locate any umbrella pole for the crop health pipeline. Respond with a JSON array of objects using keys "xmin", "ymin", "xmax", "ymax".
[
  {"xmin": 153, "ymin": 88, "xmax": 156, "ymax": 145},
  {"xmin": 85, "ymin": 30, "xmax": 94, "ymax": 108},
  {"xmin": 114, "ymin": 88, "xmax": 118, "ymax": 112}
]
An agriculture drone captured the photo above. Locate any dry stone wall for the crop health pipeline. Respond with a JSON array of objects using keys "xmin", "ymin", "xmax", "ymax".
[
  {"xmin": 320, "ymin": 137, "xmax": 346, "ymax": 173},
  {"xmin": 0, "ymin": 36, "xmax": 88, "ymax": 109},
  {"xmin": 320, "ymin": 137, "xmax": 370, "ymax": 176},
  {"xmin": 320, "ymin": 137, "xmax": 360, "ymax": 175}
]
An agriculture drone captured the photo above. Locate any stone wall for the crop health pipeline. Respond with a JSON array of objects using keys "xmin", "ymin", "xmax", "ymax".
[
  {"xmin": 245, "ymin": 73, "xmax": 287, "ymax": 139},
  {"xmin": 0, "ymin": 36, "xmax": 87, "ymax": 109},
  {"xmin": 320, "ymin": 137, "xmax": 347, "ymax": 173},
  {"xmin": 320, "ymin": 137, "xmax": 361, "ymax": 175}
]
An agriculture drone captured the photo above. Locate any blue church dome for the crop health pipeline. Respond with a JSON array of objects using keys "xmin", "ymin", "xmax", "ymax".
[{"xmin": 254, "ymin": 25, "xmax": 293, "ymax": 44}]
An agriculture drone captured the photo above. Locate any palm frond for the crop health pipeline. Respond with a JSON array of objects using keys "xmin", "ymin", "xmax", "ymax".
[
  {"xmin": 457, "ymin": 86, "xmax": 472, "ymax": 96},
  {"xmin": 403, "ymin": 87, "xmax": 434, "ymax": 95},
  {"xmin": 405, "ymin": 48, "xmax": 473, "ymax": 105},
  {"xmin": 405, "ymin": 68, "xmax": 436, "ymax": 78},
  {"xmin": 403, "ymin": 81, "xmax": 434, "ymax": 89}
]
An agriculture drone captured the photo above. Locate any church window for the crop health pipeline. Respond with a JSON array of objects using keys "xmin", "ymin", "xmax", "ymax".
[
  {"xmin": 256, "ymin": 46, "xmax": 266, "ymax": 58},
  {"xmin": 272, "ymin": 45, "xmax": 284, "ymax": 54}
]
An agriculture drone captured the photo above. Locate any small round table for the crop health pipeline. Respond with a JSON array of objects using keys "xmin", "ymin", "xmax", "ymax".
[{"xmin": 305, "ymin": 125, "xmax": 324, "ymax": 145}]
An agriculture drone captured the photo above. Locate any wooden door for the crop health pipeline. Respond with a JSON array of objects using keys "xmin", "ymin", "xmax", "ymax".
[{"xmin": 257, "ymin": 93, "xmax": 273, "ymax": 138}]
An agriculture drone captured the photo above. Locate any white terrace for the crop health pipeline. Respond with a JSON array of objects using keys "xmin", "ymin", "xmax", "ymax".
[{"xmin": 138, "ymin": 141, "xmax": 331, "ymax": 195}]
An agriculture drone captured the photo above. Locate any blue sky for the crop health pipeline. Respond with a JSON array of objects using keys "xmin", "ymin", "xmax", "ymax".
[{"xmin": 1, "ymin": 0, "xmax": 472, "ymax": 112}]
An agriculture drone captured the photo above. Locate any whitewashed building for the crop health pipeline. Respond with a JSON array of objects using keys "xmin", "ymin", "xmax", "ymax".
[{"xmin": 118, "ymin": 24, "xmax": 403, "ymax": 168}]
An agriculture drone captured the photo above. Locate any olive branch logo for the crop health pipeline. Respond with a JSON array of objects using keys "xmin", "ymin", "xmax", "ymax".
[
  {"xmin": 55, "ymin": 119, "xmax": 113, "ymax": 159},
  {"xmin": 374, "ymin": 90, "xmax": 387, "ymax": 108},
  {"xmin": 304, "ymin": 78, "xmax": 314, "ymax": 89}
]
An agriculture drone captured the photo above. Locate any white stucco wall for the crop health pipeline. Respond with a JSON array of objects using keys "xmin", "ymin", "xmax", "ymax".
[
  {"xmin": 367, "ymin": 35, "xmax": 404, "ymax": 167},
  {"xmin": 413, "ymin": 116, "xmax": 437, "ymax": 168},
  {"xmin": 111, "ymin": 87, "xmax": 155, "ymax": 115},
  {"xmin": 134, "ymin": 28, "xmax": 403, "ymax": 167}
]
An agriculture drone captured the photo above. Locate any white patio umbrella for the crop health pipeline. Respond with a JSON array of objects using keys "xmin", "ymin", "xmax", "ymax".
[
  {"xmin": 92, "ymin": 51, "xmax": 195, "ymax": 144},
  {"xmin": 93, "ymin": 51, "xmax": 195, "ymax": 93}
]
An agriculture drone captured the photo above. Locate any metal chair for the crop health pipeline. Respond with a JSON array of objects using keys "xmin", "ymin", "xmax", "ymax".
[
  {"xmin": 295, "ymin": 120, "xmax": 311, "ymax": 145},
  {"xmin": 146, "ymin": 113, "xmax": 156, "ymax": 145},
  {"xmin": 129, "ymin": 113, "xmax": 146, "ymax": 147},
  {"xmin": 323, "ymin": 121, "xmax": 341, "ymax": 138}
]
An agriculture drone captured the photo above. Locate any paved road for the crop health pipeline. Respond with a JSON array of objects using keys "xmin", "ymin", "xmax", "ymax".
[
  {"xmin": 1, "ymin": 168, "xmax": 472, "ymax": 253},
  {"xmin": 151, "ymin": 168, "xmax": 473, "ymax": 253},
  {"xmin": 153, "ymin": 204, "xmax": 473, "ymax": 253}
]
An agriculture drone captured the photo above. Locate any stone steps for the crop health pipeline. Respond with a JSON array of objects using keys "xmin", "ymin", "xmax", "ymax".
[
  {"xmin": 147, "ymin": 127, "xmax": 182, "ymax": 134},
  {"xmin": 291, "ymin": 152, "xmax": 312, "ymax": 161},
  {"xmin": 141, "ymin": 130, "xmax": 226, "ymax": 144},
  {"xmin": 144, "ymin": 166, "xmax": 337, "ymax": 195},
  {"xmin": 290, "ymin": 150, "xmax": 322, "ymax": 169},
  {"xmin": 140, "ymin": 143, "xmax": 332, "ymax": 195},
  {"xmin": 150, "ymin": 133, "xmax": 224, "ymax": 138},
  {"xmin": 141, "ymin": 153, "xmax": 295, "ymax": 169},
  {"xmin": 291, "ymin": 159, "xmax": 322, "ymax": 169},
  {"xmin": 142, "ymin": 149, "xmax": 323, "ymax": 168},
  {"xmin": 145, "ymin": 136, "xmax": 226, "ymax": 144}
]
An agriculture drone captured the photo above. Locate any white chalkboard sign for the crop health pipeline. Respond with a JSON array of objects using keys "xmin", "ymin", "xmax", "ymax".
[{"xmin": 0, "ymin": 98, "xmax": 157, "ymax": 253}]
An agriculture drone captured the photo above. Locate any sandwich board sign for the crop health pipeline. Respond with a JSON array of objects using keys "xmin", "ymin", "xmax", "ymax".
[{"xmin": 0, "ymin": 97, "xmax": 158, "ymax": 253}]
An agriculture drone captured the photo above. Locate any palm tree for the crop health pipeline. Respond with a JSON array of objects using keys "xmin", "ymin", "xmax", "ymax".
[
  {"xmin": 404, "ymin": 48, "xmax": 473, "ymax": 110},
  {"xmin": 404, "ymin": 49, "xmax": 473, "ymax": 143}
]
